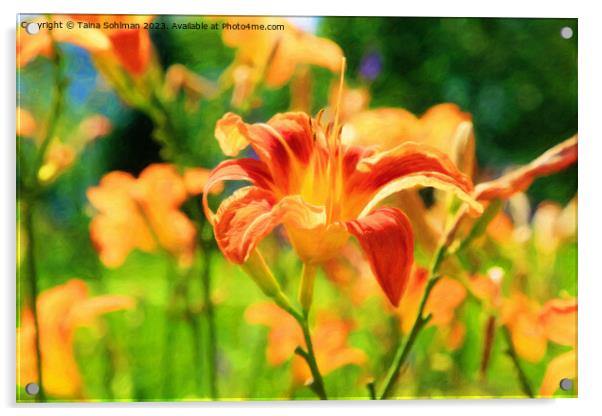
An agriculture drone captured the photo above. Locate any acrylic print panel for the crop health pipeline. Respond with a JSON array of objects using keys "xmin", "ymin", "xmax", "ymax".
[{"xmin": 16, "ymin": 14, "xmax": 578, "ymax": 402}]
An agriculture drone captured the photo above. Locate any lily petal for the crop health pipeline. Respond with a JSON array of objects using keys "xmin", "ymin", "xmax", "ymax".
[
  {"xmin": 539, "ymin": 350, "xmax": 577, "ymax": 396},
  {"xmin": 540, "ymin": 299, "xmax": 577, "ymax": 347},
  {"xmin": 214, "ymin": 112, "xmax": 314, "ymax": 194},
  {"xmin": 213, "ymin": 186, "xmax": 279, "ymax": 264},
  {"xmin": 215, "ymin": 112, "xmax": 252, "ymax": 157},
  {"xmin": 203, "ymin": 158, "xmax": 274, "ymax": 224},
  {"xmin": 213, "ymin": 186, "xmax": 326, "ymax": 264},
  {"xmin": 345, "ymin": 207, "xmax": 414, "ymax": 306},
  {"xmin": 347, "ymin": 142, "xmax": 482, "ymax": 218},
  {"xmin": 266, "ymin": 28, "xmax": 344, "ymax": 87},
  {"xmin": 475, "ymin": 135, "xmax": 577, "ymax": 200}
]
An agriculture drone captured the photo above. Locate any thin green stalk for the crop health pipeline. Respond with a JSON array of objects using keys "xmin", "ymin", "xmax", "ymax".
[
  {"xmin": 200, "ymin": 248, "xmax": 218, "ymax": 399},
  {"xmin": 22, "ymin": 203, "xmax": 45, "ymax": 402},
  {"xmin": 161, "ymin": 261, "xmax": 176, "ymax": 399},
  {"xmin": 185, "ymin": 308, "xmax": 204, "ymax": 396},
  {"xmin": 18, "ymin": 36, "xmax": 68, "ymax": 401},
  {"xmin": 195, "ymin": 217, "xmax": 218, "ymax": 399},
  {"xmin": 502, "ymin": 326, "xmax": 535, "ymax": 398},
  {"xmin": 290, "ymin": 264, "xmax": 327, "ymax": 400},
  {"xmin": 378, "ymin": 274, "xmax": 440, "ymax": 399},
  {"xmin": 32, "ymin": 41, "xmax": 67, "ymax": 186},
  {"xmin": 293, "ymin": 316, "xmax": 328, "ymax": 400},
  {"xmin": 366, "ymin": 380, "xmax": 377, "ymax": 400},
  {"xmin": 378, "ymin": 209, "xmax": 467, "ymax": 399}
]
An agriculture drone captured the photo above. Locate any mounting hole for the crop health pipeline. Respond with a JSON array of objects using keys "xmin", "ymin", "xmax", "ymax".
[
  {"xmin": 25, "ymin": 22, "xmax": 39, "ymax": 35},
  {"xmin": 559, "ymin": 378, "xmax": 573, "ymax": 391},
  {"xmin": 560, "ymin": 26, "xmax": 573, "ymax": 39},
  {"xmin": 25, "ymin": 382, "xmax": 40, "ymax": 396}
]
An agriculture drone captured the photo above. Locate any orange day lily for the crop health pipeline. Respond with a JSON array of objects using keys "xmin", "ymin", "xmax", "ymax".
[
  {"xmin": 87, "ymin": 163, "xmax": 216, "ymax": 268},
  {"xmin": 245, "ymin": 302, "xmax": 366, "ymax": 385},
  {"xmin": 202, "ymin": 75, "xmax": 482, "ymax": 306},
  {"xmin": 17, "ymin": 279, "xmax": 134, "ymax": 398},
  {"xmin": 500, "ymin": 294, "xmax": 577, "ymax": 364},
  {"xmin": 218, "ymin": 16, "xmax": 343, "ymax": 107}
]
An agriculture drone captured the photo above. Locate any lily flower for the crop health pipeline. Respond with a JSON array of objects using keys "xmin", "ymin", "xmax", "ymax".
[
  {"xmin": 218, "ymin": 16, "xmax": 343, "ymax": 108},
  {"xmin": 203, "ymin": 69, "xmax": 481, "ymax": 306},
  {"xmin": 88, "ymin": 163, "xmax": 215, "ymax": 268},
  {"xmin": 245, "ymin": 302, "xmax": 366, "ymax": 385},
  {"xmin": 501, "ymin": 294, "xmax": 577, "ymax": 364},
  {"xmin": 17, "ymin": 279, "xmax": 134, "ymax": 398}
]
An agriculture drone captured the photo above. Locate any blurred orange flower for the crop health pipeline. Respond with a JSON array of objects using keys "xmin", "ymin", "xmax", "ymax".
[
  {"xmin": 203, "ymin": 108, "xmax": 481, "ymax": 306},
  {"xmin": 322, "ymin": 243, "xmax": 380, "ymax": 306},
  {"xmin": 219, "ymin": 17, "xmax": 343, "ymax": 107},
  {"xmin": 87, "ymin": 163, "xmax": 214, "ymax": 268},
  {"xmin": 245, "ymin": 302, "xmax": 366, "ymax": 384},
  {"xmin": 398, "ymin": 268, "xmax": 467, "ymax": 349},
  {"xmin": 501, "ymin": 293, "xmax": 577, "ymax": 363},
  {"xmin": 17, "ymin": 279, "xmax": 134, "ymax": 398},
  {"xmin": 532, "ymin": 197, "xmax": 577, "ymax": 255},
  {"xmin": 539, "ymin": 350, "xmax": 577, "ymax": 396}
]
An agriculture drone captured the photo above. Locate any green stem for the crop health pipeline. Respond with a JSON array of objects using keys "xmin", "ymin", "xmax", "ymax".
[
  {"xmin": 193, "ymin": 214, "xmax": 219, "ymax": 399},
  {"xmin": 161, "ymin": 262, "xmax": 176, "ymax": 399},
  {"xmin": 32, "ymin": 40, "xmax": 67, "ymax": 186},
  {"xmin": 22, "ymin": 202, "xmax": 45, "ymax": 401},
  {"xmin": 378, "ymin": 274, "xmax": 440, "ymax": 399},
  {"xmin": 298, "ymin": 263, "xmax": 318, "ymax": 316},
  {"xmin": 367, "ymin": 380, "xmax": 376, "ymax": 400},
  {"xmin": 502, "ymin": 326, "xmax": 535, "ymax": 398},
  {"xmin": 18, "ymin": 37, "xmax": 68, "ymax": 401},
  {"xmin": 292, "ymin": 264, "xmax": 327, "ymax": 400},
  {"xmin": 200, "ymin": 247, "xmax": 218, "ymax": 399},
  {"xmin": 185, "ymin": 308, "xmax": 204, "ymax": 396},
  {"xmin": 293, "ymin": 316, "xmax": 328, "ymax": 400},
  {"xmin": 378, "ymin": 208, "xmax": 467, "ymax": 399},
  {"xmin": 240, "ymin": 249, "xmax": 326, "ymax": 399}
]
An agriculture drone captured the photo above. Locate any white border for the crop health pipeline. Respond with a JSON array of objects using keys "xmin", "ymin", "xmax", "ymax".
[{"xmin": 3, "ymin": 1, "xmax": 601, "ymax": 415}]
